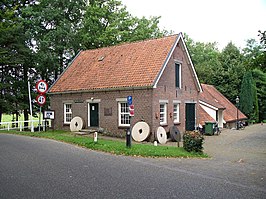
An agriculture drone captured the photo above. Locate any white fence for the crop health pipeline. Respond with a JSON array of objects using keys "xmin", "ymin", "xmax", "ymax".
[{"xmin": 0, "ymin": 120, "xmax": 51, "ymax": 132}]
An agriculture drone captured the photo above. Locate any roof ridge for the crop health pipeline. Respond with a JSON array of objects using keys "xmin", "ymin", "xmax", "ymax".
[{"xmin": 83, "ymin": 34, "xmax": 180, "ymax": 53}]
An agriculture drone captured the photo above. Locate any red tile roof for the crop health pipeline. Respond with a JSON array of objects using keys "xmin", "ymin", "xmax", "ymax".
[
  {"xmin": 49, "ymin": 35, "xmax": 179, "ymax": 93},
  {"xmin": 199, "ymin": 85, "xmax": 225, "ymax": 109},
  {"xmin": 200, "ymin": 84, "xmax": 247, "ymax": 122}
]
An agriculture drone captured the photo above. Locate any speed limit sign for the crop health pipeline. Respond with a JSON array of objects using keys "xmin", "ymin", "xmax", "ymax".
[
  {"xmin": 36, "ymin": 80, "xmax": 48, "ymax": 94},
  {"xmin": 36, "ymin": 94, "xmax": 46, "ymax": 106}
]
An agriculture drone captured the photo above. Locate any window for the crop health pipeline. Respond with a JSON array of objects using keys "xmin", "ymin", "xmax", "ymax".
[
  {"xmin": 175, "ymin": 63, "xmax": 181, "ymax": 88},
  {"xmin": 64, "ymin": 103, "xmax": 72, "ymax": 124},
  {"xmin": 118, "ymin": 102, "xmax": 130, "ymax": 127},
  {"xmin": 173, "ymin": 103, "xmax": 180, "ymax": 123},
  {"xmin": 160, "ymin": 103, "xmax": 167, "ymax": 125}
]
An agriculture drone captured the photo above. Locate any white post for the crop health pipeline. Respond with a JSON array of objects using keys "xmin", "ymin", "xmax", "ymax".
[
  {"xmin": 28, "ymin": 81, "xmax": 34, "ymax": 132},
  {"xmin": 43, "ymin": 120, "xmax": 45, "ymax": 132},
  {"xmin": 94, "ymin": 132, "xmax": 98, "ymax": 142},
  {"xmin": 19, "ymin": 122, "xmax": 22, "ymax": 132},
  {"xmin": 38, "ymin": 106, "xmax": 41, "ymax": 132}
]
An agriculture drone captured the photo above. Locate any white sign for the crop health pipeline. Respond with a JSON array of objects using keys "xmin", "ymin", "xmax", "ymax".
[
  {"xmin": 44, "ymin": 110, "xmax": 55, "ymax": 119},
  {"xmin": 36, "ymin": 80, "xmax": 48, "ymax": 94}
]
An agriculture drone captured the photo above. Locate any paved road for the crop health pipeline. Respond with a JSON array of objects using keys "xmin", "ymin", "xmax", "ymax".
[{"xmin": 0, "ymin": 124, "xmax": 265, "ymax": 199}]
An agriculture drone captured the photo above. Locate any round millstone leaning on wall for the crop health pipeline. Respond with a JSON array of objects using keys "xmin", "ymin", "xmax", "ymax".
[
  {"xmin": 132, "ymin": 121, "xmax": 150, "ymax": 142},
  {"xmin": 170, "ymin": 126, "xmax": 181, "ymax": 142},
  {"xmin": 156, "ymin": 126, "xmax": 167, "ymax": 144},
  {"xmin": 70, "ymin": 116, "xmax": 85, "ymax": 132}
]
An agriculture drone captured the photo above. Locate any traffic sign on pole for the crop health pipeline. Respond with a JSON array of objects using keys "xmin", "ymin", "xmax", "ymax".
[
  {"xmin": 36, "ymin": 94, "xmax": 46, "ymax": 106},
  {"xmin": 127, "ymin": 96, "xmax": 132, "ymax": 106},
  {"xmin": 129, "ymin": 104, "xmax": 134, "ymax": 117},
  {"xmin": 36, "ymin": 80, "xmax": 48, "ymax": 94}
]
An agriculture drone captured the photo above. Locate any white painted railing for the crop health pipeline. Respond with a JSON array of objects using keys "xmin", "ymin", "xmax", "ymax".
[{"xmin": 0, "ymin": 120, "xmax": 51, "ymax": 132}]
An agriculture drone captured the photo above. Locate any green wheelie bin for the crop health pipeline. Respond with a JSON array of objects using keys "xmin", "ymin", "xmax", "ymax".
[{"xmin": 205, "ymin": 121, "xmax": 216, "ymax": 135}]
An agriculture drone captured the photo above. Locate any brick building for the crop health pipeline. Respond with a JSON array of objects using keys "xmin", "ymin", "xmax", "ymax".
[
  {"xmin": 199, "ymin": 84, "xmax": 247, "ymax": 129},
  {"xmin": 49, "ymin": 33, "xmax": 202, "ymax": 138}
]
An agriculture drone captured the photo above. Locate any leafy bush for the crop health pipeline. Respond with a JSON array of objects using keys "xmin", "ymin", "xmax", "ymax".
[{"xmin": 183, "ymin": 131, "xmax": 204, "ymax": 153}]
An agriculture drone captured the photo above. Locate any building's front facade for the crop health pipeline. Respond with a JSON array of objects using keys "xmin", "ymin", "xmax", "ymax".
[{"xmin": 49, "ymin": 33, "xmax": 202, "ymax": 139}]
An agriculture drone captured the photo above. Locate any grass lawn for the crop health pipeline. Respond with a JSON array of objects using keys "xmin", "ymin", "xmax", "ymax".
[
  {"xmin": 0, "ymin": 114, "xmax": 46, "ymax": 129},
  {"xmin": 1, "ymin": 114, "xmax": 40, "ymax": 122},
  {"xmin": 0, "ymin": 130, "xmax": 208, "ymax": 158}
]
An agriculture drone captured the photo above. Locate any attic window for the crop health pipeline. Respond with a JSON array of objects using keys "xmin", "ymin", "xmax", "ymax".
[
  {"xmin": 98, "ymin": 56, "xmax": 105, "ymax": 61},
  {"xmin": 175, "ymin": 63, "xmax": 181, "ymax": 88}
]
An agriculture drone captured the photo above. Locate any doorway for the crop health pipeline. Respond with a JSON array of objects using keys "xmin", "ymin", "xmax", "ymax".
[
  {"xmin": 185, "ymin": 103, "xmax": 196, "ymax": 131},
  {"xmin": 89, "ymin": 103, "xmax": 99, "ymax": 127}
]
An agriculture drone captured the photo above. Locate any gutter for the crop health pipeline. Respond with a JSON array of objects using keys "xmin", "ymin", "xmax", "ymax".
[
  {"xmin": 48, "ymin": 85, "xmax": 154, "ymax": 95},
  {"xmin": 199, "ymin": 100, "xmax": 226, "ymax": 110}
]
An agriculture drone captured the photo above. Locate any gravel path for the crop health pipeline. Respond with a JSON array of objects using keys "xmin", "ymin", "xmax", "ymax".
[{"xmin": 203, "ymin": 124, "xmax": 266, "ymax": 164}]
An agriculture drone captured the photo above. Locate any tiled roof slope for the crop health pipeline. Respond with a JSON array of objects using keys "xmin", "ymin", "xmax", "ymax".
[
  {"xmin": 49, "ymin": 35, "xmax": 178, "ymax": 93},
  {"xmin": 198, "ymin": 105, "xmax": 216, "ymax": 126},
  {"xmin": 199, "ymin": 84, "xmax": 225, "ymax": 109},
  {"xmin": 200, "ymin": 84, "xmax": 247, "ymax": 122}
]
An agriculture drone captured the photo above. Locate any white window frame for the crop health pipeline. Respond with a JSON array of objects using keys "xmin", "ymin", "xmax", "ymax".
[
  {"xmin": 173, "ymin": 103, "xmax": 180, "ymax": 123},
  {"xmin": 160, "ymin": 103, "xmax": 167, "ymax": 125},
  {"xmin": 64, "ymin": 103, "xmax": 72, "ymax": 124},
  {"xmin": 175, "ymin": 62, "xmax": 182, "ymax": 89},
  {"xmin": 118, "ymin": 101, "xmax": 130, "ymax": 127}
]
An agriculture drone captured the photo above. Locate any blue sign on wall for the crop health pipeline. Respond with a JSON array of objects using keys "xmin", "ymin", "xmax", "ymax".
[{"xmin": 127, "ymin": 96, "xmax": 133, "ymax": 105}]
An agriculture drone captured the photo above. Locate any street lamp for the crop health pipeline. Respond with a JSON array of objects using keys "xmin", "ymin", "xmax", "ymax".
[{"xmin": 236, "ymin": 96, "xmax": 239, "ymax": 130}]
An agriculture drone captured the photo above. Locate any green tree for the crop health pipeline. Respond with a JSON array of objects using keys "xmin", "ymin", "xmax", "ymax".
[
  {"xmin": 258, "ymin": 30, "xmax": 266, "ymax": 46},
  {"xmin": 252, "ymin": 69, "xmax": 266, "ymax": 121},
  {"xmin": 257, "ymin": 30, "xmax": 266, "ymax": 73},
  {"xmin": 243, "ymin": 38, "xmax": 265, "ymax": 72},
  {"xmin": 185, "ymin": 35, "xmax": 221, "ymax": 84},
  {"xmin": 242, "ymin": 35, "xmax": 266, "ymax": 122},
  {"xmin": 81, "ymin": 0, "xmax": 168, "ymax": 50},
  {"xmin": 217, "ymin": 42, "xmax": 245, "ymax": 103},
  {"xmin": 239, "ymin": 71, "xmax": 259, "ymax": 121},
  {"xmin": 27, "ymin": 0, "xmax": 86, "ymax": 82},
  {"xmin": 0, "ymin": 0, "xmax": 36, "ymax": 124},
  {"xmin": 186, "ymin": 37, "xmax": 246, "ymax": 104}
]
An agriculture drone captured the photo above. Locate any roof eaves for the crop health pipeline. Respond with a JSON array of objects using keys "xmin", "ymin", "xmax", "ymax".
[
  {"xmin": 48, "ymin": 85, "xmax": 153, "ymax": 95},
  {"xmin": 199, "ymin": 100, "xmax": 219, "ymax": 110},
  {"xmin": 225, "ymin": 116, "xmax": 248, "ymax": 123},
  {"xmin": 180, "ymin": 34, "xmax": 202, "ymax": 92}
]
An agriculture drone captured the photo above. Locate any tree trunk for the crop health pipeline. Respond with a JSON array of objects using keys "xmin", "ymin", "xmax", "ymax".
[
  {"xmin": 0, "ymin": 110, "xmax": 2, "ymax": 124},
  {"xmin": 16, "ymin": 112, "xmax": 19, "ymax": 127}
]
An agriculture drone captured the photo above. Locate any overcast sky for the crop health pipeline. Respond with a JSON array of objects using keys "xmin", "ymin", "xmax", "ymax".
[{"xmin": 120, "ymin": 0, "xmax": 266, "ymax": 50}]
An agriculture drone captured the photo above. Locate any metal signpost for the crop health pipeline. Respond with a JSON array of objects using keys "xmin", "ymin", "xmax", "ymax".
[
  {"xmin": 36, "ymin": 80, "xmax": 48, "ymax": 132},
  {"xmin": 126, "ymin": 96, "xmax": 134, "ymax": 148},
  {"xmin": 28, "ymin": 81, "xmax": 34, "ymax": 132}
]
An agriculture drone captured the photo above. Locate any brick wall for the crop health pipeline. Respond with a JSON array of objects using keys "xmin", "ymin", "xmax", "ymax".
[
  {"xmin": 50, "ymin": 89, "xmax": 153, "ymax": 137},
  {"xmin": 151, "ymin": 41, "xmax": 200, "ymax": 137}
]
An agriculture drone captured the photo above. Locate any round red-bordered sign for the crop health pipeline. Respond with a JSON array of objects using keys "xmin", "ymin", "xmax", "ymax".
[
  {"xmin": 36, "ymin": 94, "xmax": 46, "ymax": 106},
  {"xmin": 36, "ymin": 80, "xmax": 48, "ymax": 94}
]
